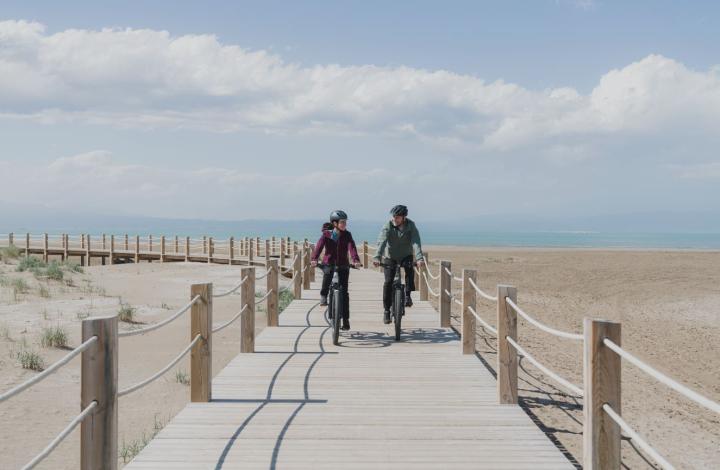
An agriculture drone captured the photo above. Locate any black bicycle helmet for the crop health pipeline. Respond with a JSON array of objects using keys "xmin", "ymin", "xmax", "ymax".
[
  {"xmin": 390, "ymin": 205, "xmax": 408, "ymax": 217},
  {"xmin": 329, "ymin": 210, "xmax": 348, "ymax": 222}
]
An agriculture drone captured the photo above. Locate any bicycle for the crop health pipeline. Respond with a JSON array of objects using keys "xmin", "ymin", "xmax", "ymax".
[
  {"xmin": 317, "ymin": 263, "xmax": 358, "ymax": 345},
  {"xmin": 379, "ymin": 259, "xmax": 416, "ymax": 341}
]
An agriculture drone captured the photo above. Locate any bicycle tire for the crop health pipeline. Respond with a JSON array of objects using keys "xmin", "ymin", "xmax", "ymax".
[
  {"xmin": 332, "ymin": 287, "xmax": 342, "ymax": 345},
  {"xmin": 393, "ymin": 286, "xmax": 403, "ymax": 341}
]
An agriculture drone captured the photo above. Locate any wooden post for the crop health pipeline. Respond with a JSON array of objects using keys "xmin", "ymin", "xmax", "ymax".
[
  {"xmin": 102, "ymin": 233, "xmax": 107, "ymax": 250},
  {"xmin": 265, "ymin": 239, "xmax": 270, "ymax": 267},
  {"xmin": 362, "ymin": 241, "xmax": 369, "ymax": 268},
  {"xmin": 207, "ymin": 237, "xmax": 213, "ymax": 264},
  {"xmin": 25, "ymin": 233, "xmax": 30, "ymax": 257},
  {"xmin": 85, "ymin": 234, "xmax": 91, "ymax": 266},
  {"xmin": 229, "ymin": 237, "xmax": 234, "ymax": 265},
  {"xmin": 134, "ymin": 235, "xmax": 140, "ymax": 264},
  {"xmin": 160, "ymin": 236, "xmax": 166, "ymax": 263},
  {"xmin": 191, "ymin": 283, "xmax": 212, "ymax": 402},
  {"xmin": 63, "ymin": 234, "xmax": 69, "ymax": 261},
  {"xmin": 43, "ymin": 233, "xmax": 49, "ymax": 263},
  {"xmin": 8, "ymin": 232, "xmax": 13, "ymax": 246},
  {"xmin": 109, "ymin": 235, "xmax": 115, "ymax": 265},
  {"xmin": 81, "ymin": 315, "xmax": 118, "ymax": 470},
  {"xmin": 308, "ymin": 244, "xmax": 316, "ymax": 283},
  {"xmin": 255, "ymin": 236, "xmax": 261, "ymax": 256},
  {"xmin": 271, "ymin": 236, "xmax": 276, "ymax": 256},
  {"xmin": 267, "ymin": 260, "xmax": 279, "ymax": 326},
  {"xmin": 439, "ymin": 260, "xmax": 451, "ymax": 327},
  {"xmin": 248, "ymin": 238, "xmax": 254, "ymax": 265},
  {"xmin": 202, "ymin": 236, "xmax": 207, "ymax": 254},
  {"xmin": 174, "ymin": 236, "xmax": 179, "ymax": 254},
  {"xmin": 302, "ymin": 246, "xmax": 311, "ymax": 290},
  {"xmin": 185, "ymin": 237, "xmax": 190, "ymax": 262},
  {"xmin": 240, "ymin": 267, "xmax": 255, "ymax": 353},
  {"xmin": 584, "ymin": 318, "xmax": 622, "ymax": 470},
  {"xmin": 124, "ymin": 234, "xmax": 129, "ymax": 251},
  {"xmin": 419, "ymin": 252, "xmax": 429, "ymax": 301},
  {"xmin": 461, "ymin": 269, "xmax": 477, "ymax": 354},
  {"xmin": 293, "ymin": 248, "xmax": 302, "ymax": 299},
  {"xmin": 497, "ymin": 284, "xmax": 518, "ymax": 404},
  {"xmin": 280, "ymin": 238, "xmax": 286, "ymax": 268},
  {"xmin": 149, "ymin": 235, "xmax": 153, "ymax": 252}
]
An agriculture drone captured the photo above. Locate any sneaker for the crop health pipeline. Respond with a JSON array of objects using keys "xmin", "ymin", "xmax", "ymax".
[
  {"xmin": 405, "ymin": 295, "xmax": 413, "ymax": 308},
  {"xmin": 320, "ymin": 295, "xmax": 328, "ymax": 306},
  {"xmin": 341, "ymin": 319, "xmax": 350, "ymax": 330},
  {"xmin": 383, "ymin": 310, "xmax": 391, "ymax": 324}
]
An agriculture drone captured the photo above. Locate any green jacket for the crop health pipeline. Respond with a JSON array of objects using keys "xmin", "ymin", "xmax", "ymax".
[{"xmin": 373, "ymin": 218, "xmax": 424, "ymax": 262}]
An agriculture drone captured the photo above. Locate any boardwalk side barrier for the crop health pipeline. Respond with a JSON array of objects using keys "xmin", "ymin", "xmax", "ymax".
[
  {"xmin": 0, "ymin": 235, "xmax": 304, "ymax": 470},
  {"xmin": 425, "ymin": 260, "xmax": 720, "ymax": 470}
]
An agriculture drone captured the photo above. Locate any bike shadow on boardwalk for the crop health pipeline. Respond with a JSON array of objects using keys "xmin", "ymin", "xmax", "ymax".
[{"xmin": 341, "ymin": 327, "xmax": 457, "ymax": 348}]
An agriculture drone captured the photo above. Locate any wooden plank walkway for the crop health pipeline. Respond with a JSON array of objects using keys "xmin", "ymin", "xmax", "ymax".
[{"xmin": 124, "ymin": 269, "xmax": 574, "ymax": 469}]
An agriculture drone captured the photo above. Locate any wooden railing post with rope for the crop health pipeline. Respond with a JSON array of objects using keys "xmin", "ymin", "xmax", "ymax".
[
  {"xmin": 241, "ymin": 266, "xmax": 255, "ymax": 353},
  {"xmin": 362, "ymin": 241, "xmax": 369, "ymax": 268},
  {"xmin": 439, "ymin": 260, "xmax": 451, "ymax": 328},
  {"xmin": 229, "ymin": 236, "xmax": 234, "ymax": 264},
  {"xmin": 81, "ymin": 315, "xmax": 118, "ymax": 470},
  {"xmin": 267, "ymin": 260, "xmax": 279, "ymax": 326},
  {"xmin": 160, "ymin": 235, "xmax": 166, "ymax": 263},
  {"xmin": 302, "ymin": 245, "xmax": 311, "ymax": 290},
  {"xmin": 461, "ymin": 269, "xmax": 477, "ymax": 354},
  {"xmin": 265, "ymin": 239, "xmax": 270, "ymax": 267},
  {"xmin": 584, "ymin": 318, "xmax": 621, "ymax": 470},
  {"xmin": 248, "ymin": 238, "xmax": 254, "ymax": 264},
  {"xmin": 419, "ymin": 253, "xmax": 429, "ymax": 301},
  {"xmin": 497, "ymin": 284, "xmax": 518, "ymax": 404},
  {"xmin": 191, "ymin": 283, "xmax": 212, "ymax": 402},
  {"xmin": 293, "ymin": 246, "xmax": 302, "ymax": 299},
  {"xmin": 280, "ymin": 238, "xmax": 286, "ymax": 267}
]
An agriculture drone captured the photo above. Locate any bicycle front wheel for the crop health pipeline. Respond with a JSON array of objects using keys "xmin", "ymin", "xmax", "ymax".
[
  {"xmin": 393, "ymin": 286, "xmax": 403, "ymax": 341},
  {"xmin": 332, "ymin": 288, "xmax": 342, "ymax": 345}
]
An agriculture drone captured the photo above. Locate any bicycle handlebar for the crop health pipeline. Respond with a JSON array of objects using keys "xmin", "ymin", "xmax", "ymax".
[{"xmin": 315, "ymin": 263, "xmax": 361, "ymax": 270}]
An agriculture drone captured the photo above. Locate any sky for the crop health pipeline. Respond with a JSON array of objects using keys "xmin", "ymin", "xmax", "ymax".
[{"xmin": 1, "ymin": 1, "xmax": 719, "ymax": 224}]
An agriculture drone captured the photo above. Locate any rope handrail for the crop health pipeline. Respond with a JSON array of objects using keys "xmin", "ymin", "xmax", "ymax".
[
  {"xmin": 453, "ymin": 298, "xmax": 462, "ymax": 307},
  {"xmin": 506, "ymin": 336, "xmax": 583, "ymax": 396},
  {"xmin": 255, "ymin": 268, "xmax": 272, "ymax": 280},
  {"xmin": 467, "ymin": 278, "xmax": 498, "ymax": 302},
  {"xmin": 213, "ymin": 276, "xmax": 249, "ymax": 298},
  {"xmin": 255, "ymin": 290, "xmax": 274, "ymax": 304},
  {"xmin": 505, "ymin": 297, "xmax": 583, "ymax": 341},
  {"xmin": 444, "ymin": 289, "xmax": 456, "ymax": 300},
  {"xmin": 0, "ymin": 336, "xmax": 98, "ymax": 403},
  {"xmin": 453, "ymin": 276, "xmax": 462, "ymax": 282},
  {"xmin": 212, "ymin": 305, "xmax": 248, "ymax": 333},
  {"xmin": 21, "ymin": 400, "xmax": 98, "ymax": 470},
  {"xmin": 468, "ymin": 306, "xmax": 498, "ymax": 335},
  {"xmin": 118, "ymin": 296, "xmax": 200, "ymax": 338},
  {"xmin": 118, "ymin": 334, "xmax": 202, "ymax": 397},
  {"xmin": 603, "ymin": 339, "xmax": 720, "ymax": 415},
  {"xmin": 422, "ymin": 271, "xmax": 440, "ymax": 297},
  {"xmin": 425, "ymin": 266, "xmax": 440, "ymax": 280},
  {"xmin": 602, "ymin": 404, "xmax": 675, "ymax": 470},
  {"xmin": 279, "ymin": 283, "xmax": 293, "ymax": 294}
]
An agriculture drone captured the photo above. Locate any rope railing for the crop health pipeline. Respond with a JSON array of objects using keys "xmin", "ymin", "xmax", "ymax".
[
  {"xmin": 505, "ymin": 297, "xmax": 583, "ymax": 341},
  {"xmin": 422, "ymin": 271, "xmax": 440, "ymax": 297},
  {"xmin": 453, "ymin": 298, "xmax": 462, "ymax": 307},
  {"xmin": 602, "ymin": 404, "xmax": 676, "ymax": 470},
  {"xmin": 21, "ymin": 400, "xmax": 98, "ymax": 470},
  {"xmin": 255, "ymin": 267, "xmax": 272, "ymax": 280},
  {"xmin": 468, "ymin": 278, "xmax": 498, "ymax": 302},
  {"xmin": 118, "ymin": 334, "xmax": 202, "ymax": 397},
  {"xmin": 0, "ymin": 336, "xmax": 98, "ymax": 403},
  {"xmin": 425, "ymin": 266, "xmax": 440, "ymax": 280},
  {"xmin": 255, "ymin": 290, "xmax": 274, "ymax": 304},
  {"xmin": 118, "ymin": 295, "xmax": 200, "ymax": 337},
  {"xmin": 212, "ymin": 305, "xmax": 248, "ymax": 333},
  {"xmin": 212, "ymin": 276, "xmax": 249, "ymax": 298},
  {"xmin": 505, "ymin": 336, "xmax": 583, "ymax": 397},
  {"xmin": 468, "ymin": 306, "xmax": 498, "ymax": 335},
  {"xmin": 603, "ymin": 339, "xmax": 720, "ymax": 415}
]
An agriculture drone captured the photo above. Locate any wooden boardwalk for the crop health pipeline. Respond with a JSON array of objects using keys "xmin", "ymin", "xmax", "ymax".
[{"xmin": 124, "ymin": 269, "xmax": 573, "ymax": 469}]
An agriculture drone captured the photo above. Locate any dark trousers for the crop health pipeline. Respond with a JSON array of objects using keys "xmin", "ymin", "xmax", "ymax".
[
  {"xmin": 321, "ymin": 266, "xmax": 351, "ymax": 319},
  {"xmin": 382, "ymin": 256, "xmax": 415, "ymax": 310}
]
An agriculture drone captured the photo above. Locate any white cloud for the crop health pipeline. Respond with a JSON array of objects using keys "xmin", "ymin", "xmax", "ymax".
[{"xmin": 1, "ymin": 20, "xmax": 719, "ymax": 152}]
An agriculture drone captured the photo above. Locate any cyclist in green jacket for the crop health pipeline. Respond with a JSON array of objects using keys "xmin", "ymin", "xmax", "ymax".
[{"xmin": 372, "ymin": 205, "xmax": 425, "ymax": 324}]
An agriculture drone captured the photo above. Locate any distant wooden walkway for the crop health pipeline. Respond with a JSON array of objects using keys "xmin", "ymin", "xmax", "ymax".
[{"xmin": 123, "ymin": 269, "xmax": 573, "ymax": 469}]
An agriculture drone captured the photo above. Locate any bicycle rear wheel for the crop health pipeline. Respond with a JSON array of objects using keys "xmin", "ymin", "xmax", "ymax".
[
  {"xmin": 393, "ymin": 286, "xmax": 403, "ymax": 341},
  {"xmin": 332, "ymin": 287, "xmax": 342, "ymax": 345}
]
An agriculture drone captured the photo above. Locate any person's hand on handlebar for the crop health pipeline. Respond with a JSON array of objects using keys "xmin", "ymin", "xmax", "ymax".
[
  {"xmin": 353, "ymin": 261, "xmax": 362, "ymax": 269},
  {"xmin": 416, "ymin": 259, "xmax": 425, "ymax": 269},
  {"xmin": 372, "ymin": 260, "xmax": 380, "ymax": 268},
  {"xmin": 311, "ymin": 259, "xmax": 318, "ymax": 267}
]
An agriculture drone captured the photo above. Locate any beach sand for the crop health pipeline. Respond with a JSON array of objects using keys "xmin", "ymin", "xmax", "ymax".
[
  {"xmin": 1, "ymin": 248, "xmax": 718, "ymax": 468},
  {"xmin": 426, "ymin": 246, "xmax": 720, "ymax": 469}
]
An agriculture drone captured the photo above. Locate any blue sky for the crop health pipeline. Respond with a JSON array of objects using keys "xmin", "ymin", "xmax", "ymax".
[{"xmin": 1, "ymin": 1, "xmax": 719, "ymax": 223}]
